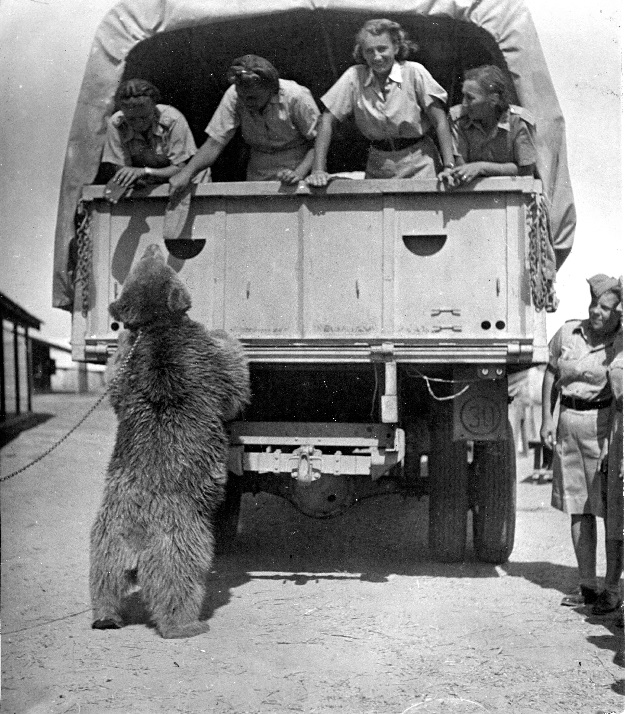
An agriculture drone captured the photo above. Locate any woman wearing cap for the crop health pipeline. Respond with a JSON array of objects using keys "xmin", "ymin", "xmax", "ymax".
[
  {"xmin": 541, "ymin": 274, "xmax": 622, "ymax": 611},
  {"xmin": 306, "ymin": 18, "xmax": 455, "ymax": 186},
  {"xmin": 443, "ymin": 64, "xmax": 537, "ymax": 187},
  {"xmin": 169, "ymin": 55, "xmax": 319, "ymax": 194},
  {"xmin": 100, "ymin": 79, "xmax": 200, "ymax": 188}
]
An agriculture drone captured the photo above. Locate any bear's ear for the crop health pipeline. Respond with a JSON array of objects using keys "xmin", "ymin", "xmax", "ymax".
[
  {"xmin": 109, "ymin": 297, "xmax": 138, "ymax": 325},
  {"xmin": 109, "ymin": 299, "xmax": 122, "ymax": 321},
  {"xmin": 167, "ymin": 283, "xmax": 191, "ymax": 314}
]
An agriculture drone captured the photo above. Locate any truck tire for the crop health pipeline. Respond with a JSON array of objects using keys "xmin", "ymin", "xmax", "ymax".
[
  {"xmin": 214, "ymin": 475, "xmax": 242, "ymax": 554},
  {"xmin": 471, "ymin": 422, "xmax": 516, "ymax": 564},
  {"xmin": 428, "ymin": 403, "xmax": 468, "ymax": 562}
]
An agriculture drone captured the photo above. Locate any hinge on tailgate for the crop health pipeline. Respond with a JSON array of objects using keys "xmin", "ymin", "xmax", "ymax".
[
  {"xmin": 431, "ymin": 308, "xmax": 461, "ymax": 317},
  {"xmin": 507, "ymin": 342, "xmax": 534, "ymax": 363},
  {"xmin": 432, "ymin": 325, "xmax": 462, "ymax": 333}
]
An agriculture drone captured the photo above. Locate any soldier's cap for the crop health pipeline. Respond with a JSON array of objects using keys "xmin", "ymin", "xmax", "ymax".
[
  {"xmin": 227, "ymin": 55, "xmax": 279, "ymax": 93},
  {"xmin": 587, "ymin": 274, "xmax": 622, "ymax": 300}
]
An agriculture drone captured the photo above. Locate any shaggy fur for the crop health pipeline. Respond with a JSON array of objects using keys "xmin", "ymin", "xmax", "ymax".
[{"xmin": 90, "ymin": 244, "xmax": 250, "ymax": 639}]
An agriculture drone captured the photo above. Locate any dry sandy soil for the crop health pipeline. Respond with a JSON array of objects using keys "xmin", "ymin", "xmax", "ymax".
[{"xmin": 1, "ymin": 393, "xmax": 623, "ymax": 714}]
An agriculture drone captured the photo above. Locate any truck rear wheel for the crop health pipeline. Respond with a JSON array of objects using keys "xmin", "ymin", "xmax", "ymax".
[
  {"xmin": 214, "ymin": 475, "xmax": 242, "ymax": 553},
  {"xmin": 471, "ymin": 423, "xmax": 516, "ymax": 564},
  {"xmin": 428, "ymin": 403, "xmax": 468, "ymax": 562}
]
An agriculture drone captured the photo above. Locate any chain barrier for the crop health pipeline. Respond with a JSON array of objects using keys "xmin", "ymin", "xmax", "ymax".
[
  {"xmin": 0, "ymin": 332, "xmax": 142, "ymax": 484},
  {"xmin": 75, "ymin": 199, "xmax": 93, "ymax": 318},
  {"xmin": 527, "ymin": 192, "xmax": 558, "ymax": 313}
]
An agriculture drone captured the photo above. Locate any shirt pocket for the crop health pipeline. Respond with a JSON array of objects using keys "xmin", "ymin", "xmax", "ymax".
[{"xmin": 558, "ymin": 349, "xmax": 605, "ymax": 386}]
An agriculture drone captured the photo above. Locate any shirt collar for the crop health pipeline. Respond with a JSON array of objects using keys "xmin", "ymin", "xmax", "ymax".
[
  {"xmin": 119, "ymin": 107, "xmax": 165, "ymax": 141},
  {"xmin": 240, "ymin": 87, "xmax": 282, "ymax": 115},
  {"xmin": 364, "ymin": 61, "xmax": 403, "ymax": 88},
  {"xmin": 269, "ymin": 89, "xmax": 282, "ymax": 106},
  {"xmin": 574, "ymin": 319, "xmax": 618, "ymax": 349},
  {"xmin": 462, "ymin": 107, "xmax": 511, "ymax": 133}
]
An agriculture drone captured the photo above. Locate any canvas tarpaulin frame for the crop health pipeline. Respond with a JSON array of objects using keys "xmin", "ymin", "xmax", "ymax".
[{"xmin": 52, "ymin": 0, "xmax": 576, "ymax": 310}]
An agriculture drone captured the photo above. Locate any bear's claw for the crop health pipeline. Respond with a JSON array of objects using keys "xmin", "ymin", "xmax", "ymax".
[{"xmin": 92, "ymin": 617, "xmax": 123, "ymax": 630}]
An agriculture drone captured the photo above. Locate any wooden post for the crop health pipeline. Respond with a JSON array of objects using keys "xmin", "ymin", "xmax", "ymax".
[
  {"xmin": 25, "ymin": 326, "xmax": 33, "ymax": 412},
  {"xmin": 13, "ymin": 321, "xmax": 20, "ymax": 414},
  {"xmin": 78, "ymin": 361, "xmax": 89, "ymax": 394}
]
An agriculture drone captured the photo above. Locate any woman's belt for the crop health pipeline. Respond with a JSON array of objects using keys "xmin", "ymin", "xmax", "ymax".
[
  {"xmin": 369, "ymin": 137, "xmax": 423, "ymax": 152},
  {"xmin": 560, "ymin": 395, "xmax": 613, "ymax": 411}
]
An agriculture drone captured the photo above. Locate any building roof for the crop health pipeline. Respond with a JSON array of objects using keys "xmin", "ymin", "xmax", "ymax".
[
  {"xmin": 30, "ymin": 335, "xmax": 72, "ymax": 353},
  {"xmin": 0, "ymin": 292, "xmax": 42, "ymax": 330}
]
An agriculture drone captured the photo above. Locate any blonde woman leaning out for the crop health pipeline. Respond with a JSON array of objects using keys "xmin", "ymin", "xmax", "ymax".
[{"xmin": 307, "ymin": 18, "xmax": 455, "ymax": 186}]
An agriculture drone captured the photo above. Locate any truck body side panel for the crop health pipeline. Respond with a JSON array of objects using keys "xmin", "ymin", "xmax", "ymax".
[{"xmin": 76, "ymin": 178, "xmax": 546, "ymax": 366}]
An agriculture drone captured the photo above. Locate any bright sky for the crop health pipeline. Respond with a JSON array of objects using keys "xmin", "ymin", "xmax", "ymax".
[{"xmin": 0, "ymin": 0, "xmax": 621, "ymax": 345}]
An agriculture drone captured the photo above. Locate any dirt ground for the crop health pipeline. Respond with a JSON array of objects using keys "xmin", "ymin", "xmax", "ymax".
[{"xmin": 1, "ymin": 393, "xmax": 623, "ymax": 714}]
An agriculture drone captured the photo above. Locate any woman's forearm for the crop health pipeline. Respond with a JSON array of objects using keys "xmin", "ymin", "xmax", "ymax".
[
  {"xmin": 311, "ymin": 112, "xmax": 335, "ymax": 173},
  {"xmin": 180, "ymin": 138, "xmax": 226, "ymax": 179},
  {"xmin": 145, "ymin": 164, "xmax": 187, "ymax": 181},
  {"xmin": 476, "ymin": 161, "xmax": 518, "ymax": 177},
  {"xmin": 294, "ymin": 146, "xmax": 315, "ymax": 179},
  {"xmin": 427, "ymin": 104, "xmax": 455, "ymax": 167},
  {"xmin": 541, "ymin": 369, "xmax": 557, "ymax": 421}
]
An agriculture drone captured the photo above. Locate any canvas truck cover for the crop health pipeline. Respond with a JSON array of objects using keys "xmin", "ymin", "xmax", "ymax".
[{"xmin": 52, "ymin": 0, "xmax": 576, "ymax": 310}]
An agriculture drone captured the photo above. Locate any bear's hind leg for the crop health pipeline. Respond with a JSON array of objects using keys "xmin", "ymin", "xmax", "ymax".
[
  {"xmin": 90, "ymin": 516, "xmax": 138, "ymax": 630},
  {"xmin": 139, "ymin": 526, "xmax": 214, "ymax": 639}
]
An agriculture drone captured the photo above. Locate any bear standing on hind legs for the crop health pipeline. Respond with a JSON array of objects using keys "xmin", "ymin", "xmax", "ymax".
[{"xmin": 90, "ymin": 244, "xmax": 250, "ymax": 639}]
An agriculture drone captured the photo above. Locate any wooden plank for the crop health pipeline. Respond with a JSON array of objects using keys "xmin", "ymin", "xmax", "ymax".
[
  {"xmin": 382, "ymin": 195, "xmax": 395, "ymax": 334},
  {"xmin": 81, "ymin": 176, "xmax": 541, "ymax": 201},
  {"xmin": 212, "ymin": 200, "xmax": 227, "ymax": 331}
]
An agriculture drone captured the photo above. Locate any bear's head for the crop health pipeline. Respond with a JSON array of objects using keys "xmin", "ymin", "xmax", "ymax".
[{"xmin": 109, "ymin": 244, "xmax": 192, "ymax": 328}]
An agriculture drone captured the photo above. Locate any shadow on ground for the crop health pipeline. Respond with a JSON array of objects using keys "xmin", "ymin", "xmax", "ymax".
[
  {"xmin": 194, "ymin": 490, "xmax": 593, "ymax": 627},
  {"xmin": 0, "ymin": 412, "xmax": 54, "ymax": 448}
]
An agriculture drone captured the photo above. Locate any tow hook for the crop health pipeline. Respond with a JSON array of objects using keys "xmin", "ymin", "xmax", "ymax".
[{"xmin": 290, "ymin": 445, "xmax": 322, "ymax": 484}]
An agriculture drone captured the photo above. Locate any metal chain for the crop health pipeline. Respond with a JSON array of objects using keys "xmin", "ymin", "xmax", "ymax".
[
  {"xmin": 406, "ymin": 367, "xmax": 472, "ymax": 401},
  {"xmin": 0, "ymin": 332, "xmax": 142, "ymax": 484},
  {"xmin": 527, "ymin": 193, "xmax": 558, "ymax": 313},
  {"xmin": 406, "ymin": 367, "xmax": 484, "ymax": 385},
  {"xmin": 422, "ymin": 379, "xmax": 470, "ymax": 402},
  {"xmin": 75, "ymin": 200, "xmax": 93, "ymax": 318}
]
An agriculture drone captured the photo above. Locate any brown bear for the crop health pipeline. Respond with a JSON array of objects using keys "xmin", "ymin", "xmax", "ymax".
[{"xmin": 90, "ymin": 244, "xmax": 250, "ymax": 639}]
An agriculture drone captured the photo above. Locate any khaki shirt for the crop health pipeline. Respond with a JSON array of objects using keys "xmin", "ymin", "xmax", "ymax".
[
  {"xmin": 206, "ymin": 79, "xmax": 319, "ymax": 154},
  {"xmin": 548, "ymin": 319, "xmax": 619, "ymax": 401},
  {"xmin": 102, "ymin": 104, "xmax": 197, "ymax": 168},
  {"xmin": 321, "ymin": 61, "xmax": 447, "ymax": 141},
  {"xmin": 450, "ymin": 105, "xmax": 536, "ymax": 167}
]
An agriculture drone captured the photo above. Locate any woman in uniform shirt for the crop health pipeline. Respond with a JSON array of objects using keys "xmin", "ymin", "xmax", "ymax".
[
  {"xmin": 307, "ymin": 18, "xmax": 455, "ymax": 186},
  {"xmin": 541, "ymin": 274, "xmax": 622, "ymax": 609},
  {"xmin": 444, "ymin": 65, "xmax": 537, "ymax": 186},
  {"xmin": 169, "ymin": 54, "xmax": 319, "ymax": 196},
  {"xmin": 101, "ymin": 79, "xmax": 200, "ymax": 189}
]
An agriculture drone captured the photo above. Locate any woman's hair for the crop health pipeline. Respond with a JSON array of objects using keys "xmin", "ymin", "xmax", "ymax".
[
  {"xmin": 114, "ymin": 79, "xmax": 161, "ymax": 109},
  {"xmin": 227, "ymin": 55, "xmax": 280, "ymax": 94},
  {"xmin": 353, "ymin": 19, "xmax": 419, "ymax": 64},
  {"xmin": 463, "ymin": 65, "xmax": 511, "ymax": 112}
]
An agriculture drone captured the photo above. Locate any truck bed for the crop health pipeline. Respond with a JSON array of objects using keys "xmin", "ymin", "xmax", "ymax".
[{"xmin": 75, "ymin": 177, "xmax": 546, "ymax": 366}]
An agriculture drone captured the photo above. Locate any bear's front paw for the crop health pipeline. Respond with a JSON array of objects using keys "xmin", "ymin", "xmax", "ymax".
[{"xmin": 92, "ymin": 617, "xmax": 123, "ymax": 630}]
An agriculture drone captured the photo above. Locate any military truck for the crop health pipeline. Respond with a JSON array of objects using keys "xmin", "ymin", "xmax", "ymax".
[{"xmin": 53, "ymin": 0, "xmax": 575, "ymax": 564}]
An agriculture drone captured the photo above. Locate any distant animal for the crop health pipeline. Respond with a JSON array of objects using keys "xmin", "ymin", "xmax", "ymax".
[{"xmin": 90, "ymin": 244, "xmax": 250, "ymax": 638}]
